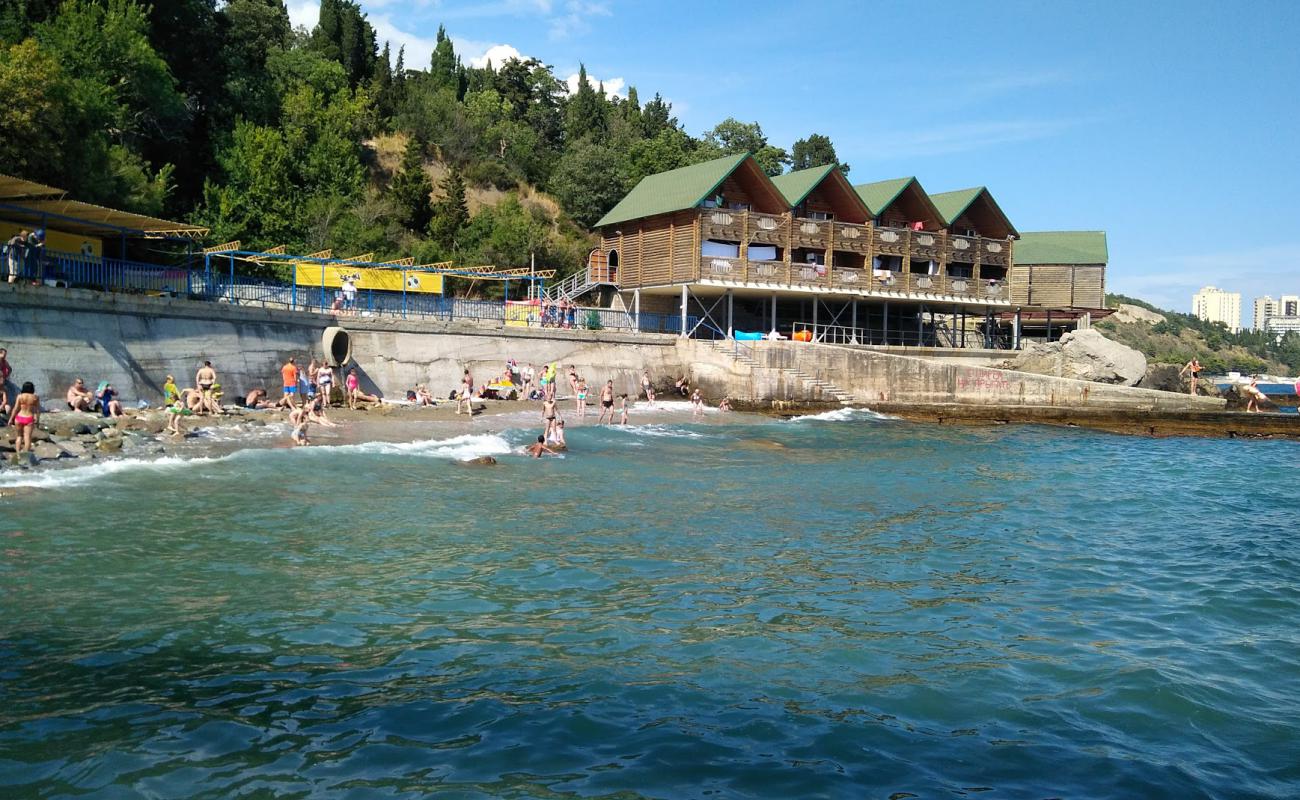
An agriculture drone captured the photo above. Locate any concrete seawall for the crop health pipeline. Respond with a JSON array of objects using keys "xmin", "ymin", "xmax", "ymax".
[
  {"xmin": 1, "ymin": 285, "xmax": 1240, "ymax": 432},
  {"xmin": 683, "ymin": 340, "xmax": 1225, "ymax": 412},
  {"xmin": 0, "ymin": 284, "xmax": 684, "ymax": 402}
]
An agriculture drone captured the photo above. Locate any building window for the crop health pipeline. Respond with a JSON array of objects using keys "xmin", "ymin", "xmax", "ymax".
[{"xmin": 805, "ymin": 210, "xmax": 832, "ymax": 221}]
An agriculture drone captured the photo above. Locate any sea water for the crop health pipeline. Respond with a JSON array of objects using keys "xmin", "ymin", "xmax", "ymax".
[{"xmin": 2, "ymin": 410, "xmax": 1298, "ymax": 798}]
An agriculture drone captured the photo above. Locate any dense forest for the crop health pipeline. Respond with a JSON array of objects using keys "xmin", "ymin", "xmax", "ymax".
[{"xmin": 0, "ymin": 0, "xmax": 847, "ymax": 281}]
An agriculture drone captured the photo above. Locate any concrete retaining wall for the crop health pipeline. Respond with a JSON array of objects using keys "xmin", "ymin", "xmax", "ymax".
[
  {"xmin": 683, "ymin": 340, "xmax": 1226, "ymax": 412},
  {"xmin": 0, "ymin": 285, "xmax": 1223, "ymax": 414},
  {"xmin": 0, "ymin": 284, "xmax": 684, "ymax": 404}
]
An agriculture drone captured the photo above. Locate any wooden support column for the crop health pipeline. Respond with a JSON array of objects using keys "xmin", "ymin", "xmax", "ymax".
[
  {"xmin": 826, "ymin": 220, "xmax": 835, "ymax": 289},
  {"xmin": 633, "ymin": 288, "xmax": 641, "ymax": 330}
]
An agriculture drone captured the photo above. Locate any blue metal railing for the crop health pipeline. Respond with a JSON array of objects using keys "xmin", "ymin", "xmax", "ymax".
[{"xmin": 4, "ymin": 246, "xmax": 704, "ymax": 336}]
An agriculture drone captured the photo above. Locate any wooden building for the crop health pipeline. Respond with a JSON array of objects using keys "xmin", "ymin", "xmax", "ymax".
[
  {"xmin": 591, "ymin": 154, "xmax": 1103, "ymax": 346},
  {"xmin": 1010, "ymin": 231, "xmax": 1108, "ymax": 308}
]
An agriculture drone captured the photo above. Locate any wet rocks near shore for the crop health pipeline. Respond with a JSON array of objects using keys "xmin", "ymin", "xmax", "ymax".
[{"xmin": 1002, "ymin": 328, "xmax": 1147, "ymax": 386}]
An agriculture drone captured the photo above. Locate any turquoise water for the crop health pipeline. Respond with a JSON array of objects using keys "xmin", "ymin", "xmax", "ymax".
[{"xmin": 2, "ymin": 409, "xmax": 1299, "ymax": 798}]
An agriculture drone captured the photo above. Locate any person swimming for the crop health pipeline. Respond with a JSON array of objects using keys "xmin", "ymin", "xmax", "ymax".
[{"xmin": 527, "ymin": 434, "xmax": 558, "ymax": 458}]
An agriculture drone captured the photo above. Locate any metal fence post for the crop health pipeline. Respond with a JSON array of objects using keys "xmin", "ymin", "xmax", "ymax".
[
  {"xmin": 402, "ymin": 271, "xmax": 407, "ymax": 319},
  {"xmin": 291, "ymin": 263, "xmax": 297, "ymax": 310}
]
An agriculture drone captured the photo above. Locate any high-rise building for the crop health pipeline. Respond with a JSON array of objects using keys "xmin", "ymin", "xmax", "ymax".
[
  {"xmin": 1254, "ymin": 295, "xmax": 1278, "ymax": 331},
  {"xmin": 1281, "ymin": 294, "xmax": 1300, "ymax": 317},
  {"xmin": 1192, "ymin": 286, "xmax": 1241, "ymax": 332}
]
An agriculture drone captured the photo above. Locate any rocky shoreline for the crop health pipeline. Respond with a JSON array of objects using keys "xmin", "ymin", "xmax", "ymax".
[{"xmin": 1, "ymin": 400, "xmax": 527, "ymax": 475}]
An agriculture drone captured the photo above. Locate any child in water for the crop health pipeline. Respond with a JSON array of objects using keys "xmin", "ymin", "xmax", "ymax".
[
  {"xmin": 165, "ymin": 395, "xmax": 192, "ymax": 436},
  {"xmin": 618, "ymin": 394, "xmax": 628, "ymax": 425}
]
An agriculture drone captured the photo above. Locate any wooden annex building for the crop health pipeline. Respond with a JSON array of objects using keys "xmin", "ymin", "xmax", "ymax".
[{"xmin": 589, "ymin": 154, "xmax": 1106, "ymax": 347}]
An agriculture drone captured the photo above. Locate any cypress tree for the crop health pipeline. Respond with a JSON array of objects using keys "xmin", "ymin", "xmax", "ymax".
[
  {"xmin": 564, "ymin": 64, "xmax": 607, "ymax": 144},
  {"xmin": 391, "ymin": 137, "xmax": 433, "ymax": 232},
  {"xmin": 429, "ymin": 169, "xmax": 469, "ymax": 250}
]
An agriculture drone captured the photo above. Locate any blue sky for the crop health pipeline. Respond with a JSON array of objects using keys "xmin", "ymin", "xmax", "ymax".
[{"xmin": 288, "ymin": 0, "xmax": 1300, "ymax": 313}]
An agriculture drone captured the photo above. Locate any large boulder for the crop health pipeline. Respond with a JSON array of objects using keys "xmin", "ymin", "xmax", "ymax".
[
  {"xmin": 1112, "ymin": 304, "xmax": 1166, "ymax": 325},
  {"xmin": 1005, "ymin": 328, "xmax": 1147, "ymax": 386}
]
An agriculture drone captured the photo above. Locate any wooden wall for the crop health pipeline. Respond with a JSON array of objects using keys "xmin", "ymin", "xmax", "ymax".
[
  {"xmin": 1011, "ymin": 263, "xmax": 1106, "ymax": 308},
  {"xmin": 601, "ymin": 211, "xmax": 700, "ymax": 289}
]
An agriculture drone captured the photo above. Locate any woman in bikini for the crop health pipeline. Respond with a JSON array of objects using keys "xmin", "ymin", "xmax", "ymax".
[
  {"xmin": 8, "ymin": 381, "xmax": 39, "ymax": 454},
  {"xmin": 575, "ymin": 377, "xmax": 588, "ymax": 417}
]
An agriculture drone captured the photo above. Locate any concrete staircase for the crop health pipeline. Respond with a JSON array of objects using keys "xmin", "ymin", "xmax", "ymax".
[{"xmin": 707, "ymin": 340, "xmax": 857, "ymax": 404}]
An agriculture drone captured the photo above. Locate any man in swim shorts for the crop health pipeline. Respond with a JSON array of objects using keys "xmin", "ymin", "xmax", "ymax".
[
  {"xmin": 541, "ymin": 395, "xmax": 559, "ymax": 442},
  {"xmin": 66, "ymin": 378, "xmax": 95, "ymax": 412},
  {"xmin": 598, "ymin": 379, "xmax": 615, "ymax": 424},
  {"xmin": 642, "ymin": 370, "xmax": 655, "ymax": 404},
  {"xmin": 280, "ymin": 357, "xmax": 299, "ymax": 408},
  {"xmin": 196, "ymin": 361, "xmax": 218, "ymax": 414}
]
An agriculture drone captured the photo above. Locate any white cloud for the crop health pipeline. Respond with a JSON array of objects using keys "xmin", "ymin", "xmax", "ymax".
[
  {"xmin": 286, "ymin": 0, "xmax": 319, "ymax": 31},
  {"xmin": 564, "ymin": 71, "xmax": 624, "ymax": 98},
  {"xmin": 466, "ymin": 43, "xmax": 528, "ymax": 69}
]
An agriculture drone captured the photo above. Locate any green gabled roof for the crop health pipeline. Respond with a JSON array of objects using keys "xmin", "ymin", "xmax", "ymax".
[
  {"xmin": 853, "ymin": 177, "xmax": 913, "ymax": 216},
  {"xmin": 929, "ymin": 187, "xmax": 984, "ymax": 225},
  {"xmin": 595, "ymin": 153, "xmax": 750, "ymax": 228},
  {"xmin": 1015, "ymin": 231, "xmax": 1108, "ymax": 265},
  {"xmin": 770, "ymin": 164, "xmax": 836, "ymax": 206}
]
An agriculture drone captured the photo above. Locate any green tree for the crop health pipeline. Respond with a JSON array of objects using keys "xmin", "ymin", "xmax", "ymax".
[
  {"xmin": 0, "ymin": 39, "xmax": 73, "ymax": 182},
  {"xmin": 549, "ymin": 139, "xmax": 625, "ymax": 227},
  {"xmin": 429, "ymin": 169, "xmax": 469, "ymax": 250},
  {"xmin": 564, "ymin": 64, "xmax": 607, "ymax": 143},
  {"xmin": 221, "ymin": 0, "xmax": 293, "ymax": 126},
  {"xmin": 699, "ymin": 118, "xmax": 789, "ymax": 176},
  {"xmin": 625, "ymin": 128, "xmax": 693, "ymax": 190},
  {"xmin": 310, "ymin": 0, "xmax": 376, "ymax": 88},
  {"xmin": 390, "ymin": 137, "xmax": 433, "ymax": 232},
  {"xmin": 640, "ymin": 92, "xmax": 678, "ymax": 139},
  {"xmin": 428, "ymin": 25, "xmax": 461, "ymax": 97},
  {"xmin": 791, "ymin": 133, "xmax": 849, "ymax": 174}
]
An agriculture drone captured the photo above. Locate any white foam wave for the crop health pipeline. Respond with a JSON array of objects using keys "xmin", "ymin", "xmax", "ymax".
[
  {"xmin": 311, "ymin": 433, "xmax": 514, "ymax": 461},
  {"xmin": 786, "ymin": 407, "xmax": 897, "ymax": 423},
  {"xmin": 0, "ymin": 454, "xmax": 237, "ymax": 490},
  {"xmin": 628, "ymin": 400, "xmax": 718, "ymax": 415},
  {"xmin": 611, "ymin": 424, "xmax": 707, "ymax": 439},
  {"xmin": 0, "ymin": 433, "xmax": 515, "ymax": 491}
]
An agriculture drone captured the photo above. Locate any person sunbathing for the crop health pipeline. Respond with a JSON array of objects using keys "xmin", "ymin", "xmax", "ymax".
[{"xmin": 66, "ymin": 378, "xmax": 95, "ymax": 411}]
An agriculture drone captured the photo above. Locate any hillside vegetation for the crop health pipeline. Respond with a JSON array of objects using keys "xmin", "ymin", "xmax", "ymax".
[
  {"xmin": 0, "ymin": 0, "xmax": 854, "ymax": 293},
  {"xmin": 1098, "ymin": 294, "xmax": 1300, "ymax": 375}
]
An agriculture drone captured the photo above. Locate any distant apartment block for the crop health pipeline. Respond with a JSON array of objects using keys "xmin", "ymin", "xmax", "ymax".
[
  {"xmin": 1264, "ymin": 315, "xmax": 1300, "ymax": 337},
  {"xmin": 1253, "ymin": 296, "xmax": 1278, "ymax": 331},
  {"xmin": 1192, "ymin": 286, "xmax": 1241, "ymax": 332},
  {"xmin": 1252, "ymin": 293, "xmax": 1298, "ymax": 332}
]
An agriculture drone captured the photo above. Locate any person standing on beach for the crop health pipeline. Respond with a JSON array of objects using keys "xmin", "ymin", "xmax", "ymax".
[
  {"xmin": 642, "ymin": 371, "xmax": 655, "ymax": 404},
  {"xmin": 456, "ymin": 373, "xmax": 473, "ymax": 415},
  {"xmin": 196, "ymin": 361, "xmax": 217, "ymax": 414},
  {"xmin": 541, "ymin": 394, "xmax": 559, "ymax": 442},
  {"xmin": 598, "ymin": 380, "xmax": 615, "ymax": 424},
  {"xmin": 691, "ymin": 388, "xmax": 703, "ymax": 414},
  {"xmin": 1179, "ymin": 358, "xmax": 1202, "ymax": 396},
  {"xmin": 317, "ymin": 362, "xmax": 335, "ymax": 406},
  {"xmin": 618, "ymin": 394, "xmax": 629, "ymax": 424},
  {"xmin": 280, "ymin": 357, "xmax": 299, "ymax": 408},
  {"xmin": 575, "ymin": 377, "xmax": 588, "ymax": 417},
  {"xmin": 8, "ymin": 381, "xmax": 39, "ymax": 454},
  {"xmin": 0, "ymin": 347, "xmax": 12, "ymax": 407}
]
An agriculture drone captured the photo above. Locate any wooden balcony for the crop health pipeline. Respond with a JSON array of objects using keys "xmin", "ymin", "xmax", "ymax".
[{"xmin": 696, "ymin": 252, "xmax": 1008, "ymax": 303}]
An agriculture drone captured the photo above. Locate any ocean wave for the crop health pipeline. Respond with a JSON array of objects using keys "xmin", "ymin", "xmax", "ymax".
[
  {"xmin": 610, "ymin": 424, "xmax": 708, "ymax": 439},
  {"xmin": 321, "ymin": 433, "xmax": 514, "ymax": 461},
  {"xmin": 786, "ymin": 407, "xmax": 898, "ymax": 423},
  {"xmin": 0, "ymin": 454, "xmax": 238, "ymax": 490},
  {"xmin": 627, "ymin": 400, "xmax": 717, "ymax": 415},
  {"xmin": 0, "ymin": 433, "xmax": 514, "ymax": 490}
]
